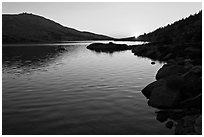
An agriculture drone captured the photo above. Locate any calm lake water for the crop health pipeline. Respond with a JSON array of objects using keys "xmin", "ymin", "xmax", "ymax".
[{"xmin": 2, "ymin": 41, "xmax": 173, "ymax": 135}]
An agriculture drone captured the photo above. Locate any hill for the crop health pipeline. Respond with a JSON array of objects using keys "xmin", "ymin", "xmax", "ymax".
[
  {"xmin": 137, "ymin": 11, "xmax": 202, "ymax": 44},
  {"xmin": 132, "ymin": 11, "xmax": 202, "ymax": 64},
  {"xmin": 2, "ymin": 13, "xmax": 113, "ymax": 44},
  {"xmin": 114, "ymin": 36, "xmax": 137, "ymax": 41},
  {"xmin": 134, "ymin": 11, "xmax": 202, "ymax": 135}
]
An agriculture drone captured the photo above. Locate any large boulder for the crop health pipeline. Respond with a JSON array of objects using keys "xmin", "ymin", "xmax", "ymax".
[
  {"xmin": 180, "ymin": 67, "xmax": 202, "ymax": 98},
  {"xmin": 141, "ymin": 79, "xmax": 166, "ymax": 99},
  {"xmin": 165, "ymin": 75, "xmax": 185, "ymax": 90},
  {"xmin": 148, "ymin": 84, "xmax": 181, "ymax": 108},
  {"xmin": 184, "ymin": 47, "xmax": 202, "ymax": 59},
  {"xmin": 142, "ymin": 75, "xmax": 185, "ymax": 107},
  {"xmin": 180, "ymin": 93, "xmax": 202, "ymax": 108},
  {"xmin": 186, "ymin": 65, "xmax": 202, "ymax": 77},
  {"xmin": 156, "ymin": 64, "xmax": 184, "ymax": 80},
  {"xmin": 163, "ymin": 53, "xmax": 173, "ymax": 61}
]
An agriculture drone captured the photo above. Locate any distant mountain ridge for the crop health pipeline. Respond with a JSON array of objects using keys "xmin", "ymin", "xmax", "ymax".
[
  {"xmin": 2, "ymin": 13, "xmax": 113, "ymax": 44},
  {"xmin": 137, "ymin": 11, "xmax": 202, "ymax": 44},
  {"xmin": 114, "ymin": 36, "xmax": 137, "ymax": 41}
]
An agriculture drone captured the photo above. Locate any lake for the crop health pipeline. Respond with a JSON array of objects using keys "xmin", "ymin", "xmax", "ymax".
[{"xmin": 2, "ymin": 41, "xmax": 173, "ymax": 135}]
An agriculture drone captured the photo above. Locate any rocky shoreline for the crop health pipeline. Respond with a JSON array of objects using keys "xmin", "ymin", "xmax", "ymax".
[
  {"xmin": 132, "ymin": 42, "xmax": 202, "ymax": 135},
  {"xmin": 87, "ymin": 41, "xmax": 202, "ymax": 134}
]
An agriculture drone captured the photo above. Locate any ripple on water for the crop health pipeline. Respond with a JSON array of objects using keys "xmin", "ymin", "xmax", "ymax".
[{"xmin": 2, "ymin": 43, "xmax": 173, "ymax": 135}]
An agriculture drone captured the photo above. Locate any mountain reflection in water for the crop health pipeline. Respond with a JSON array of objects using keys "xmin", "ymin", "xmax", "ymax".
[{"xmin": 3, "ymin": 45, "xmax": 81, "ymax": 75}]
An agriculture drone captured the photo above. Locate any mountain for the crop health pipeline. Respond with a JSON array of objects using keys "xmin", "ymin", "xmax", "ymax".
[
  {"xmin": 114, "ymin": 36, "xmax": 137, "ymax": 41},
  {"xmin": 2, "ymin": 13, "xmax": 113, "ymax": 44},
  {"xmin": 137, "ymin": 11, "xmax": 202, "ymax": 44}
]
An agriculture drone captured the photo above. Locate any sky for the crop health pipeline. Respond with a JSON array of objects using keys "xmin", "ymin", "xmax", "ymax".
[{"xmin": 2, "ymin": 2, "xmax": 202, "ymax": 38}]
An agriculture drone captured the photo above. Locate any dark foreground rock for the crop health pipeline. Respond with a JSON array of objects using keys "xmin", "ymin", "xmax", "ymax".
[
  {"xmin": 155, "ymin": 64, "xmax": 184, "ymax": 80},
  {"xmin": 147, "ymin": 83, "xmax": 181, "ymax": 108},
  {"xmin": 87, "ymin": 42, "xmax": 131, "ymax": 53},
  {"xmin": 156, "ymin": 109, "xmax": 201, "ymax": 135},
  {"xmin": 143, "ymin": 64, "xmax": 202, "ymax": 109},
  {"xmin": 136, "ymin": 42, "xmax": 202, "ymax": 134}
]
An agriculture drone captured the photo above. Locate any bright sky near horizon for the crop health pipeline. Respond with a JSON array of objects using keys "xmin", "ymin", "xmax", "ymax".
[{"xmin": 2, "ymin": 2, "xmax": 202, "ymax": 38}]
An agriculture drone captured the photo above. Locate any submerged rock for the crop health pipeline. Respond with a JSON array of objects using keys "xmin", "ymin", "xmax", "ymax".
[{"xmin": 151, "ymin": 61, "xmax": 155, "ymax": 65}]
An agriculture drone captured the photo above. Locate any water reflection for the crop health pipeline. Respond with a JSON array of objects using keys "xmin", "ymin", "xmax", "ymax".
[
  {"xmin": 2, "ymin": 45, "xmax": 79, "ymax": 74},
  {"xmin": 3, "ymin": 42, "xmax": 171, "ymax": 135},
  {"xmin": 88, "ymin": 49, "xmax": 129, "ymax": 54}
]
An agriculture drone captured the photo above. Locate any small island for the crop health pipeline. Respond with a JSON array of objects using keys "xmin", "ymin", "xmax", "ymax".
[{"xmin": 86, "ymin": 42, "xmax": 131, "ymax": 53}]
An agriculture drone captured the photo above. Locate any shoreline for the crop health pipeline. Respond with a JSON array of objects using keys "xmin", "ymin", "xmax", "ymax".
[{"xmin": 131, "ymin": 42, "xmax": 202, "ymax": 135}]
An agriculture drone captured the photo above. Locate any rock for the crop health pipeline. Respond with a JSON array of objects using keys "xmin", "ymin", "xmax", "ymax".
[
  {"xmin": 194, "ymin": 115, "xmax": 202, "ymax": 135},
  {"xmin": 165, "ymin": 75, "xmax": 184, "ymax": 90},
  {"xmin": 132, "ymin": 46, "xmax": 148, "ymax": 55},
  {"xmin": 166, "ymin": 121, "xmax": 174, "ymax": 129},
  {"xmin": 57, "ymin": 46, "xmax": 67, "ymax": 51},
  {"xmin": 184, "ymin": 62, "xmax": 194, "ymax": 72},
  {"xmin": 163, "ymin": 53, "xmax": 172, "ymax": 60},
  {"xmin": 192, "ymin": 58, "xmax": 202, "ymax": 65},
  {"xmin": 181, "ymin": 69, "xmax": 202, "ymax": 98},
  {"xmin": 175, "ymin": 115, "xmax": 196, "ymax": 135},
  {"xmin": 156, "ymin": 111, "xmax": 168, "ymax": 122},
  {"xmin": 141, "ymin": 79, "xmax": 166, "ymax": 99},
  {"xmin": 184, "ymin": 58, "xmax": 192, "ymax": 63},
  {"xmin": 184, "ymin": 47, "xmax": 200, "ymax": 52},
  {"xmin": 151, "ymin": 61, "xmax": 155, "ymax": 65},
  {"xmin": 166, "ymin": 59, "xmax": 176, "ymax": 65},
  {"xmin": 144, "ymin": 49, "xmax": 156, "ymax": 58},
  {"xmin": 148, "ymin": 84, "xmax": 181, "ymax": 108},
  {"xmin": 156, "ymin": 64, "xmax": 184, "ymax": 80},
  {"xmin": 189, "ymin": 65, "xmax": 202, "ymax": 77},
  {"xmin": 180, "ymin": 93, "xmax": 202, "ymax": 108},
  {"xmin": 175, "ymin": 57, "xmax": 185, "ymax": 65},
  {"xmin": 184, "ymin": 47, "xmax": 202, "ymax": 59}
]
